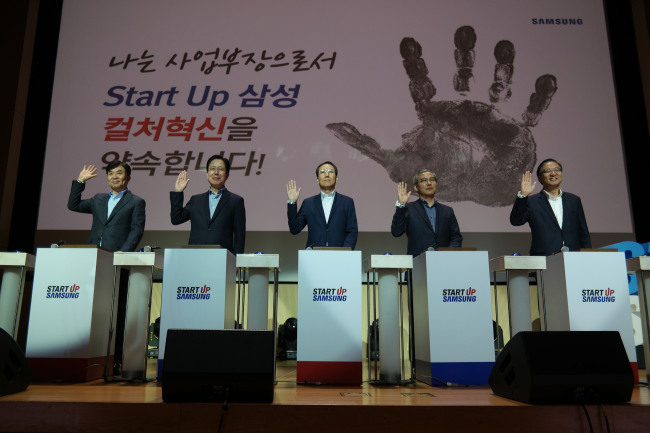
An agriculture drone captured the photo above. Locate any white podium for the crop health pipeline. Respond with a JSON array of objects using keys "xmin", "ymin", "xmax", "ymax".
[
  {"xmin": 112, "ymin": 252, "xmax": 163, "ymax": 380},
  {"xmin": 0, "ymin": 252, "xmax": 35, "ymax": 339},
  {"xmin": 545, "ymin": 252, "xmax": 638, "ymax": 381},
  {"xmin": 26, "ymin": 246, "xmax": 115, "ymax": 381},
  {"xmin": 365, "ymin": 254, "xmax": 413, "ymax": 384},
  {"xmin": 490, "ymin": 255, "xmax": 546, "ymax": 348},
  {"xmin": 627, "ymin": 256, "xmax": 650, "ymax": 383},
  {"xmin": 297, "ymin": 249, "xmax": 362, "ymax": 384},
  {"xmin": 412, "ymin": 251, "xmax": 495, "ymax": 386},
  {"xmin": 157, "ymin": 248, "xmax": 236, "ymax": 379}
]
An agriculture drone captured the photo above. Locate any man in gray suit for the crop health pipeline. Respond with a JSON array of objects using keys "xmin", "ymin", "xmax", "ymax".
[
  {"xmin": 67, "ymin": 160, "xmax": 146, "ymax": 376},
  {"xmin": 68, "ymin": 161, "xmax": 146, "ymax": 252}
]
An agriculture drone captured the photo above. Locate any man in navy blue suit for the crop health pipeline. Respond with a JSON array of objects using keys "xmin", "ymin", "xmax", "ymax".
[
  {"xmin": 510, "ymin": 158, "xmax": 591, "ymax": 256},
  {"xmin": 68, "ymin": 161, "xmax": 146, "ymax": 252},
  {"xmin": 170, "ymin": 155, "xmax": 246, "ymax": 253},
  {"xmin": 286, "ymin": 161, "xmax": 358, "ymax": 249},
  {"xmin": 391, "ymin": 169, "xmax": 462, "ymax": 256}
]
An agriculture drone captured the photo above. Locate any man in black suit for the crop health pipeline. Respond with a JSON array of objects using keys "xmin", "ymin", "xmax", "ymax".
[
  {"xmin": 170, "ymin": 155, "xmax": 246, "ymax": 253},
  {"xmin": 510, "ymin": 158, "xmax": 591, "ymax": 256},
  {"xmin": 68, "ymin": 160, "xmax": 146, "ymax": 376},
  {"xmin": 68, "ymin": 161, "xmax": 146, "ymax": 251},
  {"xmin": 391, "ymin": 169, "xmax": 462, "ymax": 256}
]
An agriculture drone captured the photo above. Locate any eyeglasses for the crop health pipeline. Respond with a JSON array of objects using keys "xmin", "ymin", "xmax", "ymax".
[
  {"xmin": 540, "ymin": 167, "xmax": 562, "ymax": 174},
  {"xmin": 319, "ymin": 169, "xmax": 335, "ymax": 175},
  {"xmin": 418, "ymin": 177, "xmax": 437, "ymax": 184},
  {"xmin": 209, "ymin": 167, "xmax": 226, "ymax": 173}
]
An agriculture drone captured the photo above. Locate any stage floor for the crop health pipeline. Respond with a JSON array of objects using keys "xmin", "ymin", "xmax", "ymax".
[{"xmin": 0, "ymin": 360, "xmax": 649, "ymax": 433}]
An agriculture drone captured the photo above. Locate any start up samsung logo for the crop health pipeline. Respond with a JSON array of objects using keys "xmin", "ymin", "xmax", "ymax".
[
  {"xmin": 312, "ymin": 287, "xmax": 348, "ymax": 302},
  {"xmin": 442, "ymin": 287, "xmax": 477, "ymax": 303},
  {"xmin": 176, "ymin": 285, "xmax": 211, "ymax": 300},
  {"xmin": 46, "ymin": 284, "xmax": 80, "ymax": 299},
  {"xmin": 582, "ymin": 288, "xmax": 615, "ymax": 303}
]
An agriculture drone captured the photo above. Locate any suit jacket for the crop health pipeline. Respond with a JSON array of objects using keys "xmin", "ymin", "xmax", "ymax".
[
  {"xmin": 67, "ymin": 180, "xmax": 146, "ymax": 252},
  {"xmin": 510, "ymin": 191, "xmax": 591, "ymax": 256},
  {"xmin": 287, "ymin": 192, "xmax": 358, "ymax": 249},
  {"xmin": 170, "ymin": 188, "xmax": 246, "ymax": 254},
  {"xmin": 391, "ymin": 199, "xmax": 462, "ymax": 256}
]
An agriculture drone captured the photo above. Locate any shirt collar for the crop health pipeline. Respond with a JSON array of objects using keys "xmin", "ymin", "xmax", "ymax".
[
  {"xmin": 419, "ymin": 197, "xmax": 436, "ymax": 208},
  {"xmin": 320, "ymin": 190, "xmax": 336, "ymax": 199},
  {"xmin": 109, "ymin": 189, "xmax": 127, "ymax": 199},
  {"xmin": 209, "ymin": 187, "xmax": 224, "ymax": 197},
  {"xmin": 542, "ymin": 188, "xmax": 563, "ymax": 200}
]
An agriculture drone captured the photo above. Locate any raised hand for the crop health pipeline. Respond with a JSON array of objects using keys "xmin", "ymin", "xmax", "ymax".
[
  {"xmin": 77, "ymin": 164, "xmax": 98, "ymax": 182},
  {"xmin": 327, "ymin": 29, "xmax": 557, "ymax": 207},
  {"xmin": 397, "ymin": 181, "xmax": 411, "ymax": 205},
  {"xmin": 286, "ymin": 180, "xmax": 301, "ymax": 202},
  {"xmin": 175, "ymin": 170, "xmax": 190, "ymax": 192},
  {"xmin": 519, "ymin": 171, "xmax": 537, "ymax": 197}
]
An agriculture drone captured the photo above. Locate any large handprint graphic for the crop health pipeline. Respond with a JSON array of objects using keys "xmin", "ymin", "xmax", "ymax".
[{"xmin": 327, "ymin": 27, "xmax": 557, "ymax": 206}]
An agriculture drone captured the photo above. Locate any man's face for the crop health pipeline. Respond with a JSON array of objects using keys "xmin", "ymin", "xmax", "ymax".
[
  {"xmin": 206, "ymin": 158, "xmax": 229, "ymax": 190},
  {"xmin": 537, "ymin": 161, "xmax": 563, "ymax": 190},
  {"xmin": 414, "ymin": 171, "xmax": 437, "ymax": 199},
  {"xmin": 317, "ymin": 163, "xmax": 338, "ymax": 190},
  {"xmin": 107, "ymin": 166, "xmax": 130, "ymax": 193}
]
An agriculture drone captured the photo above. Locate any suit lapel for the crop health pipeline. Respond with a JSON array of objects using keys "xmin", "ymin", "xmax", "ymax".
[
  {"xmin": 413, "ymin": 200, "xmax": 434, "ymax": 232},
  {"xmin": 326, "ymin": 194, "xmax": 342, "ymax": 226},
  {"xmin": 98, "ymin": 194, "xmax": 109, "ymax": 223},
  {"xmin": 536, "ymin": 193, "xmax": 561, "ymax": 229},
  {"xmin": 317, "ymin": 195, "xmax": 327, "ymax": 226},
  {"xmin": 210, "ymin": 189, "xmax": 227, "ymax": 223}
]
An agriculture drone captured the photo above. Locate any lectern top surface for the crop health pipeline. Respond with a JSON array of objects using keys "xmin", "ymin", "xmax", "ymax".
[
  {"xmin": 0, "ymin": 252, "xmax": 36, "ymax": 268},
  {"xmin": 489, "ymin": 255, "xmax": 546, "ymax": 272}
]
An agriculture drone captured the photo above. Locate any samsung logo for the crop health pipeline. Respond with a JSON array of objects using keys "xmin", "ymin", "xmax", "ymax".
[{"xmin": 532, "ymin": 18, "xmax": 583, "ymax": 25}]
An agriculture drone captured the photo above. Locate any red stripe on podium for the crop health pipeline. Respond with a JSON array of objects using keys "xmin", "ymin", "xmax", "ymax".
[
  {"xmin": 297, "ymin": 361, "xmax": 362, "ymax": 384},
  {"xmin": 631, "ymin": 362, "xmax": 639, "ymax": 384},
  {"xmin": 28, "ymin": 356, "xmax": 113, "ymax": 382}
]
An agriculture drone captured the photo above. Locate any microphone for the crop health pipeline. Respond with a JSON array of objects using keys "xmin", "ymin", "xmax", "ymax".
[{"xmin": 50, "ymin": 240, "xmax": 66, "ymax": 248}]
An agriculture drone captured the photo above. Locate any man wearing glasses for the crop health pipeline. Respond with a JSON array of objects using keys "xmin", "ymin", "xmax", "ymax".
[
  {"xmin": 391, "ymin": 169, "xmax": 463, "ymax": 256},
  {"xmin": 171, "ymin": 154, "xmax": 246, "ymax": 253},
  {"xmin": 510, "ymin": 158, "xmax": 591, "ymax": 256},
  {"xmin": 286, "ymin": 161, "xmax": 358, "ymax": 249}
]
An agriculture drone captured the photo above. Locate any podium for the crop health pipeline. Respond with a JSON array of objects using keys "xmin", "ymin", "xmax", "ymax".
[
  {"xmin": 25, "ymin": 246, "xmax": 115, "ymax": 381},
  {"xmin": 365, "ymin": 254, "xmax": 413, "ymax": 384},
  {"xmin": 297, "ymin": 249, "xmax": 362, "ymax": 384},
  {"xmin": 157, "ymin": 248, "xmax": 236, "ymax": 379},
  {"xmin": 627, "ymin": 256, "xmax": 650, "ymax": 383},
  {"xmin": 0, "ymin": 252, "xmax": 35, "ymax": 339},
  {"xmin": 412, "ymin": 251, "xmax": 495, "ymax": 386},
  {"xmin": 544, "ymin": 252, "xmax": 638, "ymax": 380},
  {"xmin": 489, "ymin": 255, "xmax": 546, "ymax": 348},
  {"xmin": 112, "ymin": 252, "xmax": 163, "ymax": 380}
]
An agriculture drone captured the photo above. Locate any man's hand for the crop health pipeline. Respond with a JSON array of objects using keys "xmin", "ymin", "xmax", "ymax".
[
  {"xmin": 519, "ymin": 170, "xmax": 537, "ymax": 197},
  {"xmin": 397, "ymin": 181, "xmax": 411, "ymax": 204},
  {"xmin": 175, "ymin": 171, "xmax": 190, "ymax": 192},
  {"xmin": 77, "ymin": 164, "xmax": 98, "ymax": 183},
  {"xmin": 286, "ymin": 180, "xmax": 301, "ymax": 202}
]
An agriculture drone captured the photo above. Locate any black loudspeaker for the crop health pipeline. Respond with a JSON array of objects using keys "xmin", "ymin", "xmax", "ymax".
[
  {"xmin": 489, "ymin": 331, "xmax": 634, "ymax": 404},
  {"xmin": 0, "ymin": 328, "xmax": 31, "ymax": 397},
  {"xmin": 162, "ymin": 329, "xmax": 275, "ymax": 403}
]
